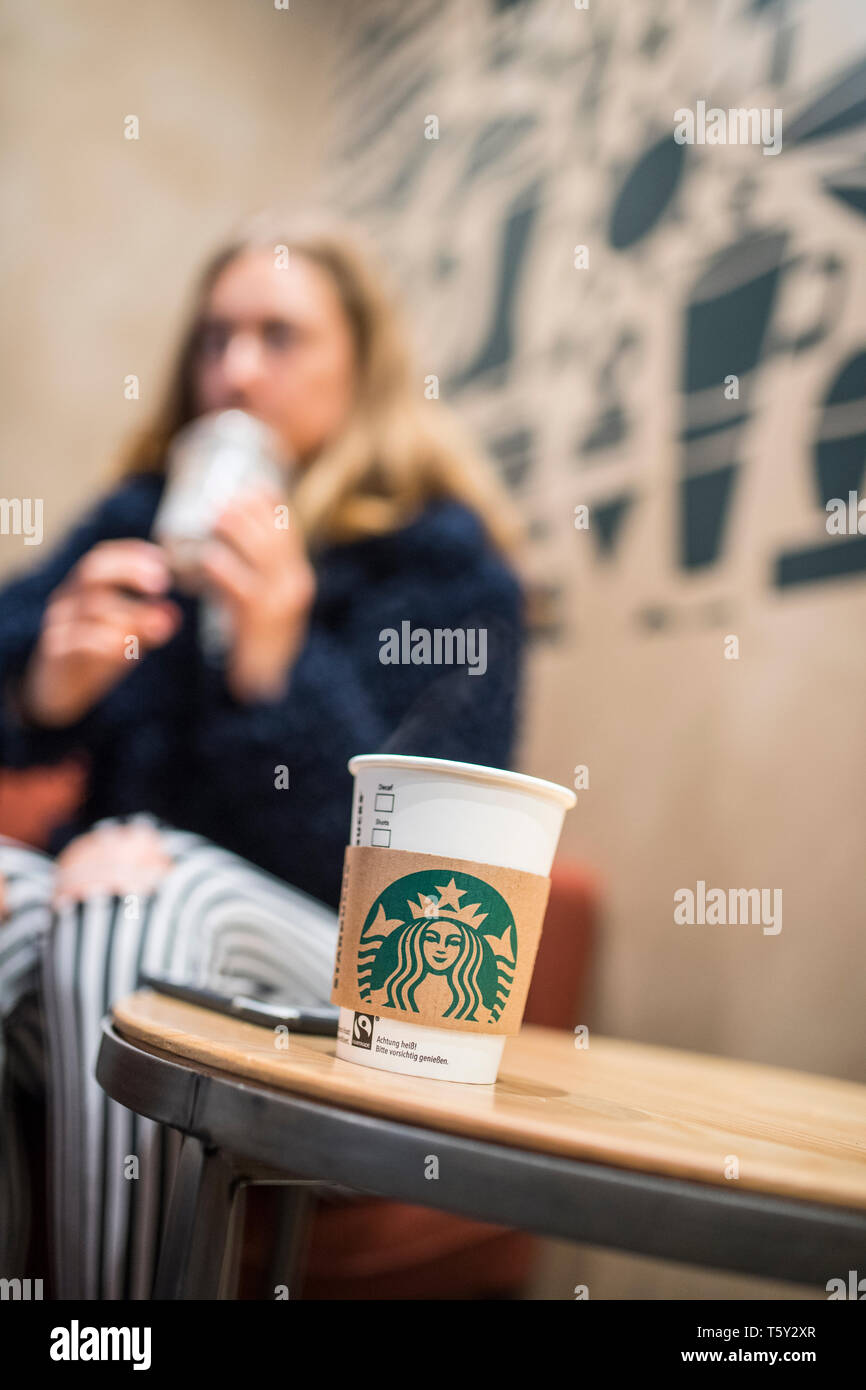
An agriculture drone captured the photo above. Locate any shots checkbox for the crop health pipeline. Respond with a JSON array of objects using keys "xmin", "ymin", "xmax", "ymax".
[{"xmin": 372, "ymin": 827, "xmax": 391, "ymax": 847}]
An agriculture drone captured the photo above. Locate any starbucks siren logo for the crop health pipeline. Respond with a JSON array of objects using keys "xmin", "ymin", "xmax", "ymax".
[{"xmin": 357, "ymin": 869, "xmax": 517, "ymax": 1024}]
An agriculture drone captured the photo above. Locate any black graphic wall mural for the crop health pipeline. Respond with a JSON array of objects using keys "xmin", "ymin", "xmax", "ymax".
[{"xmin": 326, "ymin": 0, "xmax": 866, "ymax": 636}]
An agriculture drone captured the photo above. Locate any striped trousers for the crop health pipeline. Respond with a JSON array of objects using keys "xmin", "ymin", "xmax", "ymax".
[{"xmin": 0, "ymin": 815, "xmax": 339, "ymax": 1300}]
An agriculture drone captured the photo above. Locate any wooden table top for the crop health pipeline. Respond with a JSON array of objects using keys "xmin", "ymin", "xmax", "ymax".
[{"xmin": 112, "ymin": 989, "xmax": 866, "ymax": 1213}]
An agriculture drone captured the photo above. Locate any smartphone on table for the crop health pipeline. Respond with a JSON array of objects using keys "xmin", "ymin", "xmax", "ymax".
[{"xmin": 138, "ymin": 973, "xmax": 339, "ymax": 1035}]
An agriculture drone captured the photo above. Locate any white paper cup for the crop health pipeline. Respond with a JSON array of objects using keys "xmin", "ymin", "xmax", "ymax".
[
  {"xmin": 151, "ymin": 408, "xmax": 288, "ymax": 590},
  {"xmin": 335, "ymin": 754, "xmax": 576, "ymax": 1083}
]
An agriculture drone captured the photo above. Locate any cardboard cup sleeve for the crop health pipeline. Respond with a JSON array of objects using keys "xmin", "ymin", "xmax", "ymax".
[{"xmin": 331, "ymin": 844, "xmax": 551, "ymax": 1036}]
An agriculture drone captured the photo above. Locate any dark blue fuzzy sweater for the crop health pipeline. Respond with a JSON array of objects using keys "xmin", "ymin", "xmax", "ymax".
[{"xmin": 0, "ymin": 474, "xmax": 525, "ymax": 908}]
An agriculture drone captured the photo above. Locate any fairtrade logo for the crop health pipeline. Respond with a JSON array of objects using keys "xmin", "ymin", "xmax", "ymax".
[
  {"xmin": 351, "ymin": 1011, "xmax": 375, "ymax": 1049},
  {"xmin": 356, "ymin": 870, "xmax": 516, "ymax": 1024}
]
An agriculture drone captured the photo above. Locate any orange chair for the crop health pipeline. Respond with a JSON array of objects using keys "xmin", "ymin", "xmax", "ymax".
[{"xmin": 0, "ymin": 758, "xmax": 88, "ymax": 848}]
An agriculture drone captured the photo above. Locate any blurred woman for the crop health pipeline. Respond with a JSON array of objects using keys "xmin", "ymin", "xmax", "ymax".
[{"xmin": 0, "ymin": 211, "xmax": 526, "ymax": 1298}]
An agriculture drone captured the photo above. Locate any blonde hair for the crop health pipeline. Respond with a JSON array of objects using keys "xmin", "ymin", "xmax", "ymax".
[{"xmin": 119, "ymin": 210, "xmax": 525, "ymax": 563}]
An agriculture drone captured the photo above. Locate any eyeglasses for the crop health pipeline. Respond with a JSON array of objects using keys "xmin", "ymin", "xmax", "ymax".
[{"xmin": 195, "ymin": 318, "xmax": 301, "ymax": 360}]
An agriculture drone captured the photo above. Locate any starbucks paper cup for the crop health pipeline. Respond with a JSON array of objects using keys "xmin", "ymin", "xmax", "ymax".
[{"xmin": 332, "ymin": 755, "xmax": 576, "ymax": 1084}]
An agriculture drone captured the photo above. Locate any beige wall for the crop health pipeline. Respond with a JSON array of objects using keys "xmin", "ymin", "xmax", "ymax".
[{"xmin": 0, "ymin": 0, "xmax": 338, "ymax": 576}]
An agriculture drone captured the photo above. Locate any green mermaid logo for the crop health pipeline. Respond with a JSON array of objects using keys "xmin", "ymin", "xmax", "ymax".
[{"xmin": 357, "ymin": 869, "xmax": 517, "ymax": 1024}]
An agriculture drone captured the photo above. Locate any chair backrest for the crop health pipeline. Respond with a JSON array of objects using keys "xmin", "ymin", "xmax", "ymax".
[
  {"xmin": 0, "ymin": 760, "xmax": 88, "ymax": 848},
  {"xmin": 522, "ymin": 859, "xmax": 599, "ymax": 1030}
]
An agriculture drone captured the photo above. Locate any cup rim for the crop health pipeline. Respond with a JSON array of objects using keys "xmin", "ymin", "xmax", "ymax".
[{"xmin": 347, "ymin": 753, "xmax": 577, "ymax": 809}]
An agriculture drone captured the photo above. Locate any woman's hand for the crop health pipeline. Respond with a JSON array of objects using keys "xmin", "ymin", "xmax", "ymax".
[
  {"xmin": 17, "ymin": 540, "xmax": 181, "ymax": 727},
  {"xmin": 53, "ymin": 822, "xmax": 174, "ymax": 906},
  {"xmin": 201, "ymin": 487, "xmax": 316, "ymax": 703}
]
